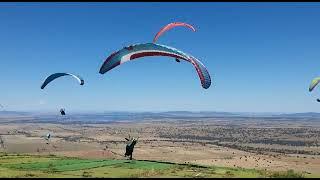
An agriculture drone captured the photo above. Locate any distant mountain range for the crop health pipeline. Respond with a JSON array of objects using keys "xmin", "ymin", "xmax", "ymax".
[
  {"xmin": 0, "ymin": 111, "xmax": 32, "ymax": 116},
  {"xmin": 273, "ymin": 112, "xmax": 320, "ymax": 118},
  {"xmin": 1, "ymin": 110, "xmax": 320, "ymax": 118}
]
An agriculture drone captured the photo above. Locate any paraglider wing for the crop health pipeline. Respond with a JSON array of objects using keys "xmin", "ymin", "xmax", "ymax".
[
  {"xmin": 309, "ymin": 77, "xmax": 320, "ymax": 92},
  {"xmin": 188, "ymin": 56, "xmax": 211, "ymax": 89},
  {"xmin": 41, "ymin": 73, "xmax": 84, "ymax": 89},
  {"xmin": 99, "ymin": 43, "xmax": 211, "ymax": 89},
  {"xmin": 44, "ymin": 133, "xmax": 51, "ymax": 141},
  {"xmin": 309, "ymin": 77, "xmax": 320, "ymax": 102},
  {"xmin": 153, "ymin": 22, "xmax": 196, "ymax": 43}
]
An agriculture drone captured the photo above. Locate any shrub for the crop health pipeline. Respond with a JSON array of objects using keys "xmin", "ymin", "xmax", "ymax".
[
  {"xmin": 225, "ymin": 170, "xmax": 234, "ymax": 177},
  {"xmin": 25, "ymin": 173, "xmax": 35, "ymax": 177},
  {"xmin": 46, "ymin": 163, "xmax": 56, "ymax": 173},
  {"xmin": 82, "ymin": 171, "xmax": 92, "ymax": 178},
  {"xmin": 270, "ymin": 169, "xmax": 304, "ymax": 178}
]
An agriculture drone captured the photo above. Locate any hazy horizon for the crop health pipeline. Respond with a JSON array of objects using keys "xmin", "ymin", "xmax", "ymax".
[{"xmin": 1, "ymin": 109, "xmax": 320, "ymax": 115}]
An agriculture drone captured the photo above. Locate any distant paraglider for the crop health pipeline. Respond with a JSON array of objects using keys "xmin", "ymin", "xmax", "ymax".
[
  {"xmin": 41, "ymin": 73, "xmax": 84, "ymax": 89},
  {"xmin": 0, "ymin": 136, "xmax": 5, "ymax": 149},
  {"xmin": 44, "ymin": 133, "xmax": 51, "ymax": 144},
  {"xmin": 41, "ymin": 73, "xmax": 84, "ymax": 116},
  {"xmin": 309, "ymin": 77, "xmax": 320, "ymax": 102},
  {"xmin": 60, "ymin": 108, "xmax": 66, "ymax": 116},
  {"xmin": 153, "ymin": 22, "xmax": 196, "ymax": 43},
  {"xmin": 99, "ymin": 43, "xmax": 211, "ymax": 89}
]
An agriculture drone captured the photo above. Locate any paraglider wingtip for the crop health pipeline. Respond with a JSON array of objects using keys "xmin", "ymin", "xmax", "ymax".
[{"xmin": 202, "ymin": 82, "xmax": 211, "ymax": 89}]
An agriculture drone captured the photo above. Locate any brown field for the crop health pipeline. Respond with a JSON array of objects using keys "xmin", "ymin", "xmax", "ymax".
[{"xmin": 0, "ymin": 116, "xmax": 319, "ymax": 176}]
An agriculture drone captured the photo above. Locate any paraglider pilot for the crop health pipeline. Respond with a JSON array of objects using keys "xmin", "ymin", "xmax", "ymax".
[
  {"xmin": 60, "ymin": 108, "xmax": 66, "ymax": 116},
  {"xmin": 124, "ymin": 136, "xmax": 138, "ymax": 160}
]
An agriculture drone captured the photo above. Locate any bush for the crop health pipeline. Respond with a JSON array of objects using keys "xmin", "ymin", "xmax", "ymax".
[
  {"xmin": 25, "ymin": 173, "xmax": 35, "ymax": 177},
  {"xmin": 270, "ymin": 169, "xmax": 304, "ymax": 178},
  {"xmin": 225, "ymin": 170, "xmax": 234, "ymax": 177},
  {"xmin": 82, "ymin": 171, "xmax": 92, "ymax": 178},
  {"xmin": 46, "ymin": 163, "xmax": 56, "ymax": 173}
]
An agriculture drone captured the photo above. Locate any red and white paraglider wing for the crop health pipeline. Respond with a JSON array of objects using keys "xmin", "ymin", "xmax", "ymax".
[{"xmin": 153, "ymin": 22, "xmax": 196, "ymax": 43}]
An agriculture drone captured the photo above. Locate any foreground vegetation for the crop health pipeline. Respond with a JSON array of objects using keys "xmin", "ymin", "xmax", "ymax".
[{"xmin": 0, "ymin": 153, "xmax": 310, "ymax": 178}]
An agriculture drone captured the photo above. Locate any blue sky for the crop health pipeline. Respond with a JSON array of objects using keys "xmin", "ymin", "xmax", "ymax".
[{"xmin": 1, "ymin": 2, "xmax": 320, "ymax": 113}]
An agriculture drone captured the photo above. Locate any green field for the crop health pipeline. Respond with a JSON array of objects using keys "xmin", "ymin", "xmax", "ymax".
[{"xmin": 0, "ymin": 153, "xmax": 308, "ymax": 178}]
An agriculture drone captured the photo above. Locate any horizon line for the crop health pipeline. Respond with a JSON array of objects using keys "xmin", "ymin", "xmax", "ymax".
[{"xmin": 1, "ymin": 110, "xmax": 320, "ymax": 115}]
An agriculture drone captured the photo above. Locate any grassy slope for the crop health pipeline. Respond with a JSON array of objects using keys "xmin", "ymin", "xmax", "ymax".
[{"xmin": 0, "ymin": 153, "xmax": 312, "ymax": 178}]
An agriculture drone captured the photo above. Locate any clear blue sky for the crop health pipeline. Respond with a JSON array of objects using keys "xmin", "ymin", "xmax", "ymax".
[{"xmin": 1, "ymin": 2, "xmax": 320, "ymax": 113}]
